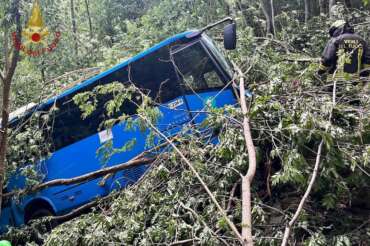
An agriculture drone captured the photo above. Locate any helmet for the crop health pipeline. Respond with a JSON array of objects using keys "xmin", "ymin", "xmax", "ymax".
[
  {"xmin": 329, "ymin": 20, "xmax": 354, "ymax": 37},
  {"xmin": 329, "ymin": 20, "xmax": 346, "ymax": 37}
]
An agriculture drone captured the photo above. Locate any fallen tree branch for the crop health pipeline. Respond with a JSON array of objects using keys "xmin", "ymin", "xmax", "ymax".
[
  {"xmin": 49, "ymin": 157, "xmax": 163, "ymax": 223},
  {"xmin": 280, "ymin": 140, "xmax": 324, "ymax": 246},
  {"xmin": 139, "ymin": 115, "xmax": 243, "ymax": 243},
  {"xmin": 281, "ymin": 79, "xmax": 338, "ymax": 245},
  {"xmin": 50, "ymin": 198, "xmax": 98, "ymax": 222},
  {"xmin": 33, "ymin": 186, "xmax": 121, "ymax": 225},
  {"xmin": 170, "ymin": 238, "xmax": 200, "ymax": 246},
  {"xmin": 265, "ymin": 158, "xmax": 272, "ymax": 197},
  {"xmin": 3, "ymin": 154, "xmax": 154, "ymax": 198},
  {"xmin": 226, "ymin": 181, "xmax": 239, "ymax": 213},
  {"xmin": 45, "ymin": 67, "xmax": 100, "ymax": 86},
  {"xmin": 233, "ymin": 64, "xmax": 257, "ymax": 246},
  {"xmin": 284, "ymin": 57, "xmax": 320, "ymax": 62},
  {"xmin": 4, "ymin": 138, "xmax": 174, "ymax": 199}
]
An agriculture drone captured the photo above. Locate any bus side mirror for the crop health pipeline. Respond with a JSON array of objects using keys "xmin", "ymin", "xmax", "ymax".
[{"xmin": 224, "ymin": 22, "xmax": 237, "ymax": 50}]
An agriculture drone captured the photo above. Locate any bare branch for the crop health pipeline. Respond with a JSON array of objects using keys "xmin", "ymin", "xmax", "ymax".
[
  {"xmin": 226, "ymin": 181, "xmax": 239, "ymax": 212},
  {"xmin": 50, "ymin": 198, "xmax": 98, "ymax": 222},
  {"xmin": 281, "ymin": 79, "xmax": 338, "ymax": 245},
  {"xmin": 3, "ymin": 155, "xmax": 154, "ymax": 199},
  {"xmin": 170, "ymin": 238, "xmax": 200, "ymax": 246},
  {"xmin": 280, "ymin": 140, "xmax": 324, "ymax": 246},
  {"xmin": 49, "ymin": 186, "xmax": 123, "ymax": 223}
]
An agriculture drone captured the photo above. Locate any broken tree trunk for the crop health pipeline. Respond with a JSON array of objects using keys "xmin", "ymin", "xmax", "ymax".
[{"xmin": 234, "ymin": 64, "xmax": 257, "ymax": 246}]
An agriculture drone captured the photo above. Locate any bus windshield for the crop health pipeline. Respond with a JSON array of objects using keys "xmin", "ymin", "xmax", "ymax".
[
  {"xmin": 172, "ymin": 41, "xmax": 227, "ymax": 93},
  {"xmin": 202, "ymin": 35, "xmax": 233, "ymax": 78}
]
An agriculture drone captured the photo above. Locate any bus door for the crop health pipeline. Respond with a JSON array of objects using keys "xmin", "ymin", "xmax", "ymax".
[{"xmin": 172, "ymin": 40, "xmax": 237, "ymax": 126}]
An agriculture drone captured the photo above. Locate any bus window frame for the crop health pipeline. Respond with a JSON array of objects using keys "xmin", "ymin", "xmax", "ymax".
[
  {"xmin": 200, "ymin": 34, "xmax": 234, "ymax": 81},
  {"xmin": 170, "ymin": 37, "xmax": 234, "ymax": 95}
]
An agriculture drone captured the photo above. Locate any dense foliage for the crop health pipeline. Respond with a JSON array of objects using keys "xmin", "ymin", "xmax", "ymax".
[{"xmin": 0, "ymin": 0, "xmax": 369, "ymax": 245}]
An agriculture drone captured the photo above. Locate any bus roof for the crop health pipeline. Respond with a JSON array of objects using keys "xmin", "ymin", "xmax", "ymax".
[{"xmin": 40, "ymin": 30, "xmax": 197, "ymax": 110}]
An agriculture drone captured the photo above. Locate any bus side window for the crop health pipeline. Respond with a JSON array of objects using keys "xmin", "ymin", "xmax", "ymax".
[
  {"xmin": 50, "ymin": 95, "xmax": 139, "ymax": 151},
  {"xmin": 49, "ymin": 45, "xmax": 183, "ymax": 151},
  {"xmin": 48, "ymin": 67, "xmax": 139, "ymax": 151},
  {"xmin": 172, "ymin": 42, "xmax": 225, "ymax": 93}
]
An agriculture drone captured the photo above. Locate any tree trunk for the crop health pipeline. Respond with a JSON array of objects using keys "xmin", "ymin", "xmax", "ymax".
[
  {"xmin": 260, "ymin": 0, "xmax": 275, "ymax": 36},
  {"xmin": 3, "ymin": 28, "xmax": 9, "ymax": 73},
  {"xmin": 84, "ymin": 0, "xmax": 93, "ymax": 39},
  {"xmin": 0, "ymin": 0, "xmax": 21, "ymax": 215},
  {"xmin": 304, "ymin": 0, "xmax": 310, "ymax": 24},
  {"xmin": 319, "ymin": 0, "xmax": 325, "ymax": 15},
  {"xmin": 270, "ymin": 0, "xmax": 275, "ymax": 36},
  {"xmin": 70, "ymin": 0, "xmax": 78, "ymax": 56},
  {"xmin": 242, "ymin": 176, "xmax": 253, "ymax": 245},
  {"xmin": 233, "ymin": 64, "xmax": 257, "ymax": 246}
]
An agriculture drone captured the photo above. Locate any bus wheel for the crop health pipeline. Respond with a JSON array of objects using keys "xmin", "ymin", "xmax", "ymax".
[
  {"xmin": 24, "ymin": 200, "xmax": 56, "ymax": 227},
  {"xmin": 27, "ymin": 208, "xmax": 54, "ymax": 223},
  {"xmin": 26, "ymin": 208, "xmax": 58, "ymax": 232}
]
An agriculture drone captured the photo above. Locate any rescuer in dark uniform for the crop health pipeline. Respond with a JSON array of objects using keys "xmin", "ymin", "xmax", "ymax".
[{"xmin": 318, "ymin": 20, "xmax": 370, "ymax": 84}]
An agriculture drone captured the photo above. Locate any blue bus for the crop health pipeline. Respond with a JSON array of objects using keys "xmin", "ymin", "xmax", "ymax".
[{"xmin": 0, "ymin": 19, "xmax": 238, "ymax": 231}]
